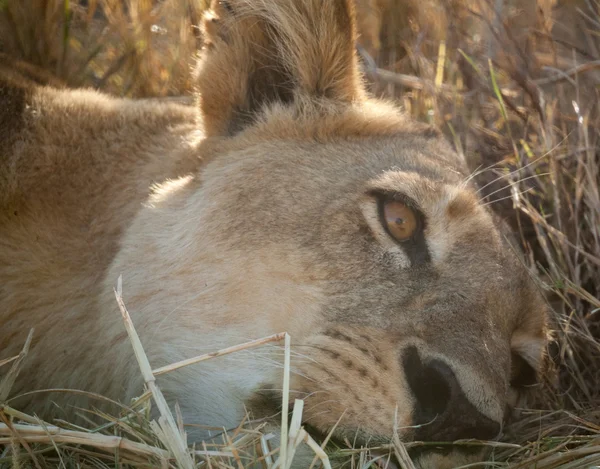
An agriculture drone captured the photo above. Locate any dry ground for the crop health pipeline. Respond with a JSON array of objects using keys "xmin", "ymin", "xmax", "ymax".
[{"xmin": 1, "ymin": 0, "xmax": 599, "ymax": 467}]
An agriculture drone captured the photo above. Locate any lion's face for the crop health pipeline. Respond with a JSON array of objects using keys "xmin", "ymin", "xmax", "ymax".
[{"xmin": 186, "ymin": 114, "xmax": 547, "ymax": 465}]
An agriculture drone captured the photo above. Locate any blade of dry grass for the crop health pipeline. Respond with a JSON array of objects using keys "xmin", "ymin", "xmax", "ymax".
[
  {"xmin": 393, "ymin": 408, "xmax": 417, "ymax": 469},
  {"xmin": 0, "ymin": 422, "xmax": 170, "ymax": 459},
  {"xmin": 0, "ymin": 356, "xmax": 19, "ymax": 369},
  {"xmin": 278, "ymin": 332, "xmax": 291, "ymax": 469},
  {"xmin": 153, "ymin": 333, "xmax": 287, "ymax": 376},
  {"xmin": 0, "ymin": 329, "xmax": 34, "ymax": 402},
  {"xmin": 114, "ymin": 275, "xmax": 194, "ymax": 469}
]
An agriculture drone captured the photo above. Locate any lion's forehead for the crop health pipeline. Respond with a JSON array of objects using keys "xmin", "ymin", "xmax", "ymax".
[
  {"xmin": 203, "ymin": 135, "xmax": 470, "ymax": 225},
  {"xmin": 204, "ymin": 134, "xmax": 509, "ymax": 263}
]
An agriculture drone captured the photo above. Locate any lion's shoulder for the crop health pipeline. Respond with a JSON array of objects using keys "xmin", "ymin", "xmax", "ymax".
[{"xmin": 0, "ymin": 68, "xmax": 200, "ymax": 211}]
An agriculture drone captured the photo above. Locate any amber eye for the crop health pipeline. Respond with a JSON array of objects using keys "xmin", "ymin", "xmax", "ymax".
[{"xmin": 382, "ymin": 200, "xmax": 419, "ymax": 242}]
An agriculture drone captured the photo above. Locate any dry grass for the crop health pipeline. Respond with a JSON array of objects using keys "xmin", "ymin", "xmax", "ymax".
[
  {"xmin": 0, "ymin": 0, "xmax": 207, "ymax": 96},
  {"xmin": 1, "ymin": 0, "xmax": 599, "ymax": 467}
]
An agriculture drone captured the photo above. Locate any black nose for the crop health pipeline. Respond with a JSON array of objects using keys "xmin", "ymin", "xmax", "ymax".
[{"xmin": 403, "ymin": 346, "xmax": 501, "ymax": 441}]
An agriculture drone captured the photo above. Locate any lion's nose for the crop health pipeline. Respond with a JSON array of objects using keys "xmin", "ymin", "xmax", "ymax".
[{"xmin": 402, "ymin": 346, "xmax": 501, "ymax": 441}]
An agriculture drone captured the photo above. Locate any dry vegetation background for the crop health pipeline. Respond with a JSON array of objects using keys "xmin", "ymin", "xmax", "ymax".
[{"xmin": 1, "ymin": 0, "xmax": 600, "ymax": 468}]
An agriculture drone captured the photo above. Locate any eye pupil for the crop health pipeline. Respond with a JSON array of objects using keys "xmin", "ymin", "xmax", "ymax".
[{"xmin": 383, "ymin": 200, "xmax": 419, "ymax": 242}]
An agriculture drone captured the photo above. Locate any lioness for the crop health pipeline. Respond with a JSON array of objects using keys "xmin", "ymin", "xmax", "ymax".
[{"xmin": 1, "ymin": 0, "xmax": 548, "ymax": 467}]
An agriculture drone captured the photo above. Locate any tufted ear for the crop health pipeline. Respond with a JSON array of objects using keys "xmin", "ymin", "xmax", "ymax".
[{"xmin": 195, "ymin": 0, "xmax": 366, "ymax": 136}]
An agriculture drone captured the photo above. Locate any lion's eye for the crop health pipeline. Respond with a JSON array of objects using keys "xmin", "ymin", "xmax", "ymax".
[{"xmin": 383, "ymin": 200, "xmax": 418, "ymax": 242}]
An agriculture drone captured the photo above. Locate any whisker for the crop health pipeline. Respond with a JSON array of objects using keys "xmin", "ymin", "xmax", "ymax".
[
  {"xmin": 480, "ymin": 172, "xmax": 550, "ymax": 202},
  {"xmin": 304, "ymin": 400, "xmax": 345, "ymax": 415},
  {"xmin": 475, "ymin": 155, "xmax": 547, "ymax": 196},
  {"xmin": 481, "ymin": 187, "xmax": 535, "ymax": 207},
  {"xmin": 462, "ymin": 161, "xmax": 500, "ymax": 187},
  {"xmin": 473, "ymin": 134, "xmax": 569, "ymax": 195}
]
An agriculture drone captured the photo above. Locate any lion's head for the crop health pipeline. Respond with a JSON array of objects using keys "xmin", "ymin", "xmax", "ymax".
[{"xmin": 99, "ymin": 1, "xmax": 549, "ymax": 467}]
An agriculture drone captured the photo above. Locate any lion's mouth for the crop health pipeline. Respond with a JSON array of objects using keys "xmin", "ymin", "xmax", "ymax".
[{"xmin": 247, "ymin": 387, "xmax": 489, "ymax": 468}]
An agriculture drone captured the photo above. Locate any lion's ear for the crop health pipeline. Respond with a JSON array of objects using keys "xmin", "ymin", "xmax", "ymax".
[
  {"xmin": 510, "ymin": 333, "xmax": 546, "ymax": 387},
  {"xmin": 509, "ymin": 308, "xmax": 549, "ymax": 388},
  {"xmin": 195, "ymin": 0, "xmax": 365, "ymax": 136}
]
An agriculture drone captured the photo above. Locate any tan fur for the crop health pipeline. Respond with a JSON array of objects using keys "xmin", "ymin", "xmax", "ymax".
[{"xmin": 1, "ymin": 1, "xmax": 547, "ymax": 467}]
